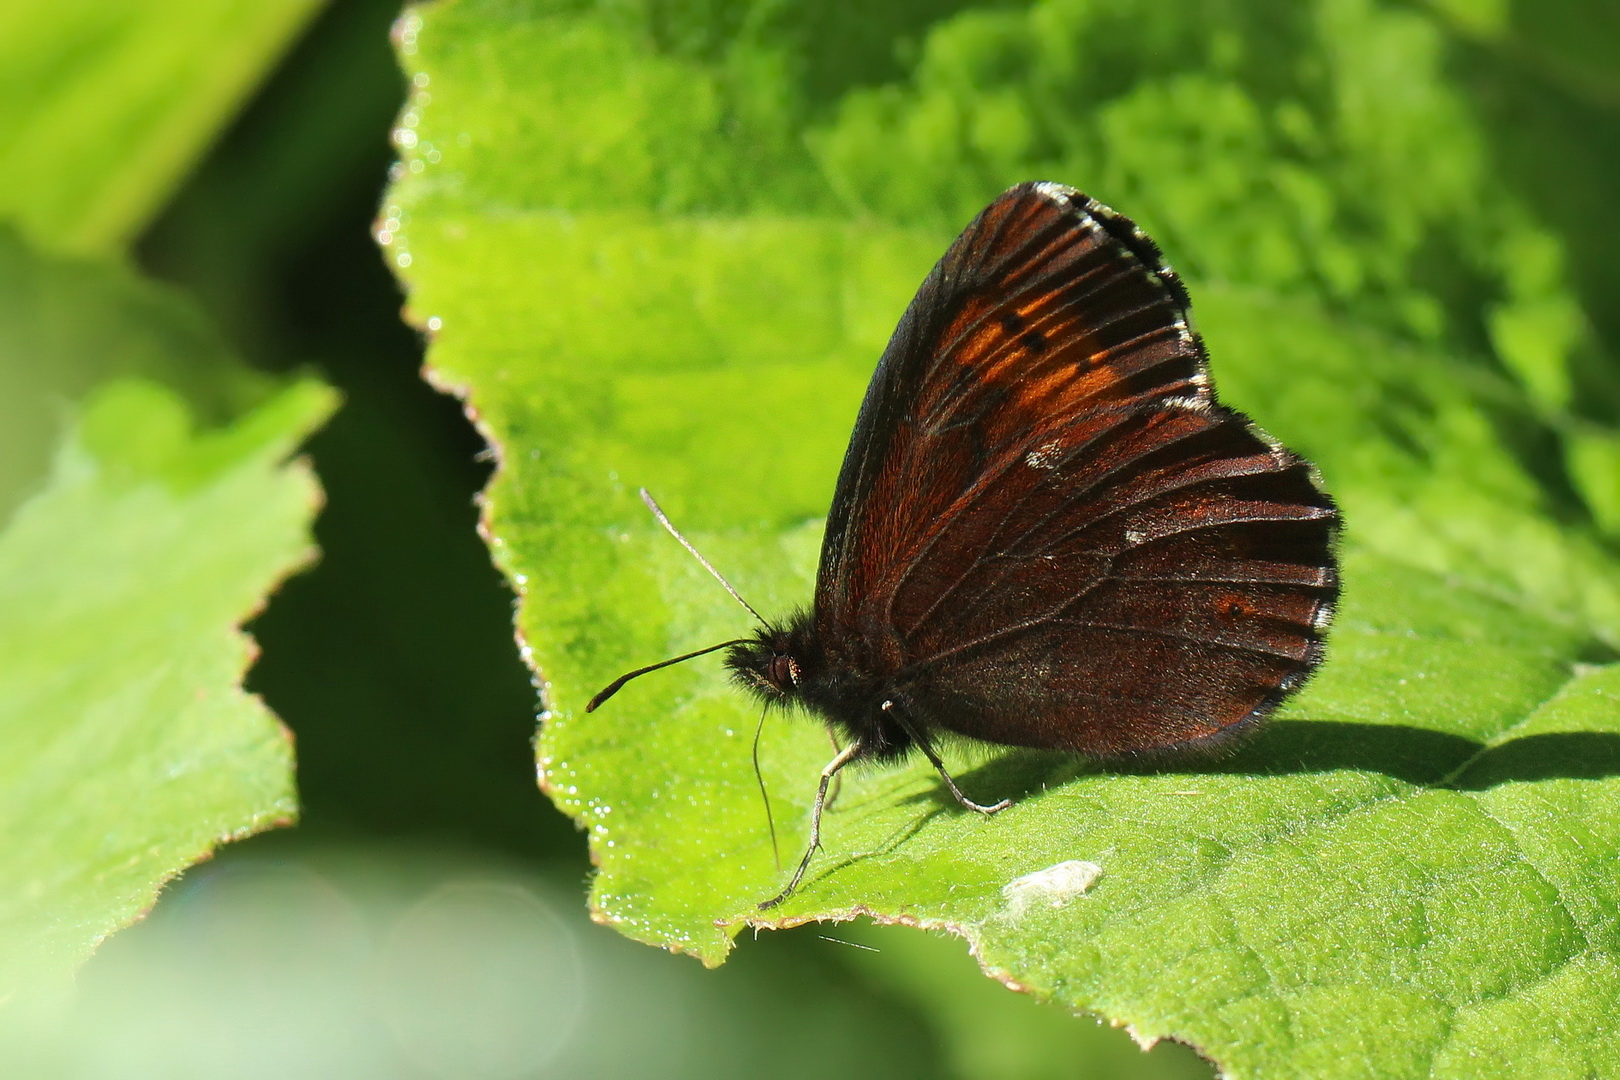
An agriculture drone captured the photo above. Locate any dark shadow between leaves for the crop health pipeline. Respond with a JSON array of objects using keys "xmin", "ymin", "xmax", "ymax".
[{"xmin": 926, "ymin": 721, "xmax": 1620, "ymax": 811}]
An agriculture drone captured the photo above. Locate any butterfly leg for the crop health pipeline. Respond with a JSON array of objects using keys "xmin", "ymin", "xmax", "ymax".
[
  {"xmin": 883, "ymin": 700, "xmax": 1011, "ymax": 815},
  {"xmin": 824, "ymin": 726, "xmax": 846, "ymax": 811},
  {"xmin": 758, "ymin": 739, "xmax": 864, "ymax": 910}
]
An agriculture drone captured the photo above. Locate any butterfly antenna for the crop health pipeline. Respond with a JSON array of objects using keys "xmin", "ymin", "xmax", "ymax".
[
  {"xmin": 585, "ymin": 638, "xmax": 750, "ymax": 712},
  {"xmin": 640, "ymin": 488, "xmax": 770, "ymax": 630},
  {"xmin": 752, "ymin": 703, "xmax": 781, "ymax": 870}
]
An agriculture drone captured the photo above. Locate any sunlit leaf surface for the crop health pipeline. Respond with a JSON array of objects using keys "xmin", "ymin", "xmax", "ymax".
[{"xmin": 389, "ymin": 2, "xmax": 1620, "ymax": 1075}]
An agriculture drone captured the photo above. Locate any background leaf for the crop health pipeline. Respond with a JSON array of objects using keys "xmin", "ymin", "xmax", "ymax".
[
  {"xmin": 0, "ymin": 309, "xmax": 333, "ymax": 997},
  {"xmin": 389, "ymin": 0, "xmax": 1620, "ymax": 1075},
  {"xmin": 0, "ymin": 0, "xmax": 345, "ymax": 1000},
  {"xmin": 0, "ymin": 0, "xmax": 326, "ymax": 255},
  {"xmin": 0, "ymin": 230, "xmax": 275, "ymax": 525}
]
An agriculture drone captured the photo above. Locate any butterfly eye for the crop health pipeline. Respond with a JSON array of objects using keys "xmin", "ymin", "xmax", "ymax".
[{"xmin": 767, "ymin": 654, "xmax": 798, "ymax": 688}]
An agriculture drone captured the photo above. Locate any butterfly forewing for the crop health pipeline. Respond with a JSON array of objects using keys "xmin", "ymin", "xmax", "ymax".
[{"xmin": 815, "ymin": 182, "xmax": 1337, "ymax": 756}]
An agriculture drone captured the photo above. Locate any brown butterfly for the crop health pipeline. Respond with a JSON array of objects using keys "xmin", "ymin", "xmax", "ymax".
[{"xmin": 589, "ymin": 181, "xmax": 1339, "ymax": 908}]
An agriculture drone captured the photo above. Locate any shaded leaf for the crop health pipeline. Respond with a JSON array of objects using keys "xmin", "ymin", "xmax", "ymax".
[{"xmin": 0, "ymin": 228, "xmax": 274, "ymax": 524}]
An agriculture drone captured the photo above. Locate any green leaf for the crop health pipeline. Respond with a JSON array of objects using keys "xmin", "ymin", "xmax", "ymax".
[
  {"xmin": 0, "ymin": 228, "xmax": 275, "ymax": 525},
  {"xmin": 0, "ymin": 239, "xmax": 335, "ymax": 999},
  {"xmin": 388, "ymin": 2, "xmax": 1620, "ymax": 1075},
  {"xmin": 1424, "ymin": 0, "xmax": 1620, "ymax": 116},
  {"xmin": 0, "ymin": 0, "xmax": 326, "ymax": 254}
]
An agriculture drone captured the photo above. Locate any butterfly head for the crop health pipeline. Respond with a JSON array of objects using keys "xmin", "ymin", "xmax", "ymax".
[{"xmin": 724, "ymin": 616, "xmax": 815, "ymax": 704}]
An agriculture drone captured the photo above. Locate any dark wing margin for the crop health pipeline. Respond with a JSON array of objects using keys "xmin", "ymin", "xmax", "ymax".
[{"xmin": 813, "ymin": 181, "xmax": 1339, "ymax": 755}]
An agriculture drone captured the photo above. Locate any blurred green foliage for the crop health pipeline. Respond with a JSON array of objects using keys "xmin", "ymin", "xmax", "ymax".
[
  {"xmin": 0, "ymin": 235, "xmax": 273, "ymax": 524},
  {"xmin": 4, "ymin": 845, "xmax": 955, "ymax": 1080},
  {"xmin": 0, "ymin": 0, "xmax": 324, "ymax": 255},
  {"xmin": 0, "ymin": 0, "xmax": 332, "ymax": 1006},
  {"xmin": 0, "ymin": 376, "xmax": 330, "ymax": 999}
]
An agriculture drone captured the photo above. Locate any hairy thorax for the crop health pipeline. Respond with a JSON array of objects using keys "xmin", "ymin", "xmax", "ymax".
[{"xmin": 724, "ymin": 613, "xmax": 915, "ymax": 759}]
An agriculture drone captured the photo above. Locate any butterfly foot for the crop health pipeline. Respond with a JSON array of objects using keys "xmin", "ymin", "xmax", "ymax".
[{"xmin": 896, "ymin": 713, "xmax": 1015, "ymax": 817}]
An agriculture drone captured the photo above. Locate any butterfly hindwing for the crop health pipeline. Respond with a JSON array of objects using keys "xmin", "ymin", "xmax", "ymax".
[{"xmin": 814, "ymin": 182, "xmax": 1337, "ymax": 755}]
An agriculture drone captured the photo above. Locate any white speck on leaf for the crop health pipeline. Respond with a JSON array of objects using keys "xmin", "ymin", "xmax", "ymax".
[{"xmin": 1001, "ymin": 860, "xmax": 1103, "ymax": 917}]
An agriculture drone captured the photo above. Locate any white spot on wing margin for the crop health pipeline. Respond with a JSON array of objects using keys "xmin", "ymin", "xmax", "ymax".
[{"xmin": 1024, "ymin": 440, "xmax": 1064, "ymax": 470}]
